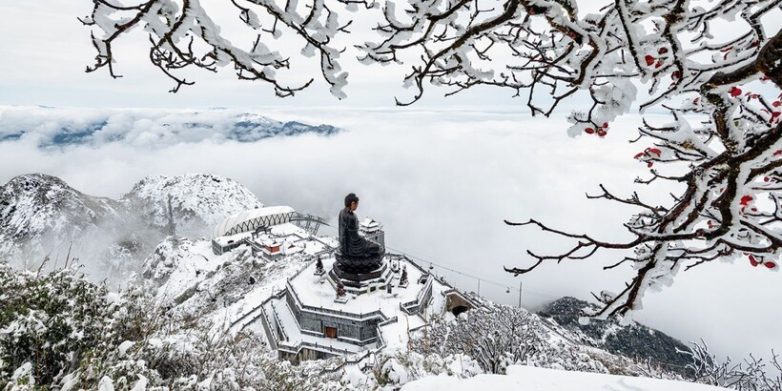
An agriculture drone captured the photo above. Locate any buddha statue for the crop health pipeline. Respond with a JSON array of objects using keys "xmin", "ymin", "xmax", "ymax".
[{"xmin": 335, "ymin": 193, "xmax": 384, "ymax": 275}]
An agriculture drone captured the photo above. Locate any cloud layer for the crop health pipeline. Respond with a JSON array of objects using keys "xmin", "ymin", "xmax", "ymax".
[{"xmin": 0, "ymin": 106, "xmax": 778, "ymax": 362}]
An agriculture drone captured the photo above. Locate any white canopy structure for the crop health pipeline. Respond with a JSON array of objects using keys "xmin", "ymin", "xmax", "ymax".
[{"xmin": 214, "ymin": 206, "xmax": 295, "ymax": 237}]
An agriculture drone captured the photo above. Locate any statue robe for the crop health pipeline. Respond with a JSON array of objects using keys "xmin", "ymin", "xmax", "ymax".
[{"xmin": 338, "ymin": 208, "xmax": 382, "ymax": 257}]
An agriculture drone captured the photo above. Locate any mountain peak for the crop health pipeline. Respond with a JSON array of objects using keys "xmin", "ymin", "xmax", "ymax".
[{"xmin": 122, "ymin": 173, "xmax": 263, "ymax": 237}]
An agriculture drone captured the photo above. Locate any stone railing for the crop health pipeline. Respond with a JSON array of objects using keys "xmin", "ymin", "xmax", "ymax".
[
  {"xmin": 269, "ymin": 302, "xmax": 289, "ymax": 342},
  {"xmin": 256, "ymin": 304, "xmax": 278, "ymax": 350},
  {"xmin": 400, "ymin": 275, "xmax": 433, "ymax": 315}
]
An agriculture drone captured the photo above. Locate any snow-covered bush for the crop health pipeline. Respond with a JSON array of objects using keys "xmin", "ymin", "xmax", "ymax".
[
  {"xmin": 411, "ymin": 300, "xmax": 683, "ymax": 379},
  {"xmin": 0, "ymin": 262, "xmax": 110, "ymax": 388},
  {"xmin": 683, "ymin": 341, "xmax": 782, "ymax": 391}
]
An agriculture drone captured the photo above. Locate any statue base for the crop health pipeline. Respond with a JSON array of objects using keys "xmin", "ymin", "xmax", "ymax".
[{"xmin": 333, "ymin": 251, "xmax": 385, "ymax": 275}]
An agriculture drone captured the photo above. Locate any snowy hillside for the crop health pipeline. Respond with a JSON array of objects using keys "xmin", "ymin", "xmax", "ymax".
[
  {"xmin": 538, "ymin": 296, "xmax": 693, "ymax": 376},
  {"xmin": 402, "ymin": 365, "xmax": 729, "ymax": 391},
  {"xmin": 121, "ymin": 173, "xmax": 264, "ymax": 237},
  {"xmin": 0, "ymin": 173, "xmax": 122, "ymax": 267},
  {"xmin": 0, "ymin": 106, "xmax": 340, "ymax": 148},
  {"xmin": 0, "ymin": 173, "xmax": 264, "ymax": 281}
]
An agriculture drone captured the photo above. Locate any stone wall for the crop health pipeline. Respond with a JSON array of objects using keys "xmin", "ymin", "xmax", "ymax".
[{"xmin": 286, "ymin": 292, "xmax": 380, "ymax": 344}]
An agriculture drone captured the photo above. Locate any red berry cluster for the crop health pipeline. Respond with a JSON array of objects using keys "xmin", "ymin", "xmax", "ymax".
[
  {"xmin": 644, "ymin": 47, "xmax": 669, "ymax": 69},
  {"xmin": 748, "ymin": 254, "xmax": 777, "ymax": 269},
  {"xmin": 584, "ymin": 122, "xmax": 609, "ymax": 137},
  {"xmin": 729, "ymin": 88, "xmax": 781, "ymax": 123}
]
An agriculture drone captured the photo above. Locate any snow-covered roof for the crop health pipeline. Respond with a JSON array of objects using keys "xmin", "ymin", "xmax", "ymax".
[
  {"xmin": 212, "ymin": 231, "xmax": 253, "ymax": 247},
  {"xmin": 360, "ymin": 218, "xmax": 381, "ymax": 231},
  {"xmin": 214, "ymin": 206, "xmax": 295, "ymax": 237}
]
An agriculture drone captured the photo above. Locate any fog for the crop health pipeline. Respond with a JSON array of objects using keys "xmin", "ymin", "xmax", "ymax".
[{"xmin": 0, "ymin": 106, "xmax": 779, "ymax": 362}]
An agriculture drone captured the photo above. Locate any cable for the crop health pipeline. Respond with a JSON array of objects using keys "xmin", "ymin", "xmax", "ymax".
[{"xmin": 384, "ymin": 244, "xmax": 560, "ymax": 300}]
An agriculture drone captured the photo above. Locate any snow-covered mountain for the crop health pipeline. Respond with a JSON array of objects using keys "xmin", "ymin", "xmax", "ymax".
[
  {"xmin": 538, "ymin": 296, "xmax": 694, "ymax": 376},
  {"xmin": 0, "ymin": 173, "xmax": 263, "ymax": 280},
  {"xmin": 0, "ymin": 106, "xmax": 340, "ymax": 148},
  {"xmin": 121, "ymin": 173, "xmax": 264, "ymax": 237},
  {"xmin": 0, "ymin": 173, "xmax": 122, "ymax": 268}
]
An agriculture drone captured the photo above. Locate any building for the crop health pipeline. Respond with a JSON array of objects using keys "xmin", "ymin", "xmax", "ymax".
[
  {"xmin": 359, "ymin": 218, "xmax": 384, "ymax": 246},
  {"xmin": 211, "ymin": 232, "xmax": 252, "ymax": 255},
  {"xmin": 212, "ymin": 213, "xmax": 477, "ymax": 364},
  {"xmin": 245, "ymin": 220, "xmax": 476, "ymax": 364}
]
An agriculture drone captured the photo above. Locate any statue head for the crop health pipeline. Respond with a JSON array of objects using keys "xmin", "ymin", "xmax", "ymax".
[{"xmin": 344, "ymin": 193, "xmax": 359, "ymax": 211}]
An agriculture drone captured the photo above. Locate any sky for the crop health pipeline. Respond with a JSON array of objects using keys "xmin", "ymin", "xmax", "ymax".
[{"xmin": 0, "ymin": 0, "xmax": 780, "ymax": 365}]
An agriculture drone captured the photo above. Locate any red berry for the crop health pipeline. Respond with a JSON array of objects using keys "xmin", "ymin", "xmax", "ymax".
[
  {"xmin": 764, "ymin": 261, "xmax": 777, "ymax": 269},
  {"xmin": 634, "ymin": 152, "xmax": 645, "ymax": 159},
  {"xmin": 655, "ymin": 59, "xmax": 663, "ymax": 68},
  {"xmin": 729, "ymin": 86, "xmax": 742, "ymax": 97},
  {"xmin": 749, "ymin": 255, "xmax": 759, "ymax": 267},
  {"xmin": 672, "ymin": 71, "xmax": 681, "ymax": 80},
  {"xmin": 644, "ymin": 55, "xmax": 655, "ymax": 66},
  {"xmin": 740, "ymin": 195, "xmax": 753, "ymax": 206},
  {"xmin": 658, "ymin": 47, "xmax": 669, "ymax": 54},
  {"xmin": 772, "ymin": 111, "xmax": 781, "ymax": 119},
  {"xmin": 646, "ymin": 161, "xmax": 654, "ymax": 168},
  {"xmin": 597, "ymin": 129, "xmax": 607, "ymax": 137},
  {"xmin": 585, "ymin": 127, "xmax": 595, "ymax": 134},
  {"xmin": 773, "ymin": 101, "xmax": 781, "ymax": 108},
  {"xmin": 764, "ymin": 177, "xmax": 770, "ymax": 182},
  {"xmin": 648, "ymin": 148, "xmax": 662, "ymax": 156},
  {"xmin": 602, "ymin": 122, "xmax": 608, "ymax": 129}
]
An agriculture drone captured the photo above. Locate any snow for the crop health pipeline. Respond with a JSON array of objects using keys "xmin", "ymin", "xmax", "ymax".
[
  {"xmin": 124, "ymin": 173, "xmax": 264, "ymax": 234},
  {"xmin": 118, "ymin": 340, "xmax": 134, "ymax": 357},
  {"xmin": 147, "ymin": 239, "xmax": 232, "ymax": 304},
  {"xmin": 98, "ymin": 376, "xmax": 115, "ymax": 391},
  {"xmin": 402, "ymin": 365, "xmax": 731, "ymax": 391},
  {"xmin": 130, "ymin": 375, "xmax": 148, "ymax": 391}
]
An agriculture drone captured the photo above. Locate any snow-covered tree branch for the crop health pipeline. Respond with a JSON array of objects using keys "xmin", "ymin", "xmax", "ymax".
[
  {"xmin": 82, "ymin": 0, "xmax": 782, "ymax": 319},
  {"xmin": 80, "ymin": 0, "xmax": 356, "ymax": 96}
]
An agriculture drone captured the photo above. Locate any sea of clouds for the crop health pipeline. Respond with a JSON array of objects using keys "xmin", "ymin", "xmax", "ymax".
[{"xmin": 0, "ymin": 105, "xmax": 778, "ymax": 362}]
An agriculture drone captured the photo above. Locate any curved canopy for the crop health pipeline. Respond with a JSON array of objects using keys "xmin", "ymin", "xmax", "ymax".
[{"xmin": 214, "ymin": 206, "xmax": 295, "ymax": 237}]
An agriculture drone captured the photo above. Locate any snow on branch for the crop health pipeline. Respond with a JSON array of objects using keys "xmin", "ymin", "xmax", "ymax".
[
  {"xmin": 80, "ymin": 0, "xmax": 782, "ymax": 320},
  {"xmin": 682, "ymin": 340, "xmax": 782, "ymax": 390},
  {"xmin": 79, "ymin": 0, "xmax": 357, "ymax": 96},
  {"xmin": 358, "ymin": 0, "xmax": 782, "ymax": 318}
]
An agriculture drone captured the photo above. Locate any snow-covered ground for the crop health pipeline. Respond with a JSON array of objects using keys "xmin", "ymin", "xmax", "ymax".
[{"xmin": 402, "ymin": 365, "xmax": 730, "ymax": 391}]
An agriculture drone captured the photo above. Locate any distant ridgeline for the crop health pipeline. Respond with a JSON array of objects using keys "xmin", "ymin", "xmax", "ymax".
[{"xmin": 0, "ymin": 106, "xmax": 339, "ymax": 148}]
